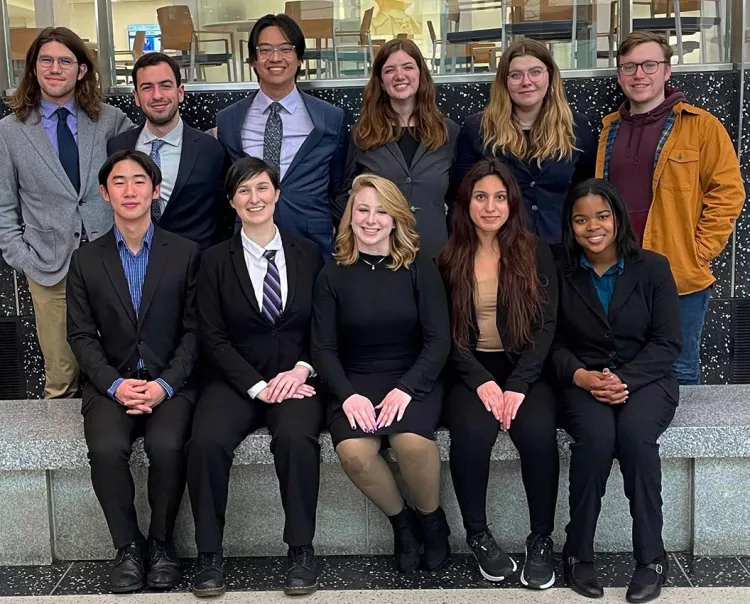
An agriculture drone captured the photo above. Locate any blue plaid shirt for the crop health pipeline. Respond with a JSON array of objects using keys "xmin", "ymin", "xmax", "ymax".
[
  {"xmin": 580, "ymin": 254, "xmax": 625, "ymax": 314},
  {"xmin": 107, "ymin": 225, "xmax": 174, "ymax": 400}
]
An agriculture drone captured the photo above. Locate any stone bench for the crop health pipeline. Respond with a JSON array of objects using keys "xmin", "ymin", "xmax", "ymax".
[{"xmin": 1, "ymin": 385, "xmax": 749, "ymax": 565}]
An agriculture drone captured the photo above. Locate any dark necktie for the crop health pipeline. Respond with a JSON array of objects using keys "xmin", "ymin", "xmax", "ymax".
[
  {"xmin": 261, "ymin": 250, "xmax": 282, "ymax": 323},
  {"xmin": 263, "ymin": 102, "xmax": 283, "ymax": 175},
  {"xmin": 56, "ymin": 107, "xmax": 80, "ymax": 193},
  {"xmin": 149, "ymin": 139, "xmax": 165, "ymax": 222}
]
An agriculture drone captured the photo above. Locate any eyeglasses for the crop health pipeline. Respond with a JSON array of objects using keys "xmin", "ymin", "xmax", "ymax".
[
  {"xmin": 256, "ymin": 44, "xmax": 296, "ymax": 59},
  {"xmin": 618, "ymin": 60, "xmax": 669, "ymax": 76},
  {"xmin": 507, "ymin": 67, "xmax": 549, "ymax": 84},
  {"xmin": 37, "ymin": 55, "xmax": 78, "ymax": 71}
]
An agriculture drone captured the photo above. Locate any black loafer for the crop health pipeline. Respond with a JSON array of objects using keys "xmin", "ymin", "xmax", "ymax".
[
  {"xmin": 626, "ymin": 558, "xmax": 668, "ymax": 603},
  {"xmin": 285, "ymin": 545, "xmax": 318, "ymax": 595},
  {"xmin": 191, "ymin": 552, "xmax": 225, "ymax": 598},
  {"xmin": 564, "ymin": 553, "xmax": 604, "ymax": 599},
  {"xmin": 146, "ymin": 539, "xmax": 181, "ymax": 590},
  {"xmin": 111, "ymin": 541, "xmax": 146, "ymax": 593}
]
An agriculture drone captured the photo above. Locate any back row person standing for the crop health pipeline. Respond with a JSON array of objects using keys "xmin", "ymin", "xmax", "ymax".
[
  {"xmin": 0, "ymin": 26, "xmax": 133, "ymax": 399},
  {"xmin": 599, "ymin": 32, "xmax": 745, "ymax": 385},
  {"xmin": 338, "ymin": 39, "xmax": 459, "ymax": 259},
  {"xmin": 455, "ymin": 39, "xmax": 597, "ymax": 255},
  {"xmin": 216, "ymin": 13, "xmax": 347, "ymax": 256}
]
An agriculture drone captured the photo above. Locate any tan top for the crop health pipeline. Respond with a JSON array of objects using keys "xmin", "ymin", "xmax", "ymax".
[{"xmin": 475, "ymin": 276, "xmax": 504, "ymax": 352}]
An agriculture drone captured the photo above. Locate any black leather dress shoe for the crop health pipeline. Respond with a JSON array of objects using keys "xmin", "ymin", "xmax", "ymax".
[
  {"xmin": 626, "ymin": 558, "xmax": 668, "ymax": 603},
  {"xmin": 564, "ymin": 553, "xmax": 604, "ymax": 599},
  {"xmin": 191, "ymin": 552, "xmax": 225, "ymax": 598},
  {"xmin": 146, "ymin": 539, "xmax": 181, "ymax": 590},
  {"xmin": 285, "ymin": 545, "xmax": 318, "ymax": 595},
  {"xmin": 111, "ymin": 541, "xmax": 146, "ymax": 593}
]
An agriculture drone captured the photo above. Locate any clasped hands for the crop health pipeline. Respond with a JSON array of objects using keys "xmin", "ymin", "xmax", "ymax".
[
  {"xmin": 257, "ymin": 365, "xmax": 316, "ymax": 403},
  {"xmin": 477, "ymin": 381, "xmax": 525, "ymax": 431},
  {"xmin": 114, "ymin": 379, "xmax": 166, "ymax": 415},
  {"xmin": 573, "ymin": 368, "xmax": 629, "ymax": 404},
  {"xmin": 342, "ymin": 388, "xmax": 412, "ymax": 433}
]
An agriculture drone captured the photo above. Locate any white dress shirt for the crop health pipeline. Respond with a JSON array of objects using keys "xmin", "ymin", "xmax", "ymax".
[
  {"xmin": 136, "ymin": 119, "xmax": 183, "ymax": 213},
  {"xmin": 241, "ymin": 87, "xmax": 314, "ymax": 180},
  {"xmin": 240, "ymin": 227, "xmax": 315, "ymax": 399}
]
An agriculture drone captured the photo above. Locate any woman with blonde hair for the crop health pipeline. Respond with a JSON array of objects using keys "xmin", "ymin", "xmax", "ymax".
[
  {"xmin": 313, "ymin": 173, "xmax": 451, "ymax": 574},
  {"xmin": 455, "ymin": 39, "xmax": 596, "ymax": 253},
  {"xmin": 337, "ymin": 38, "xmax": 459, "ymax": 258}
]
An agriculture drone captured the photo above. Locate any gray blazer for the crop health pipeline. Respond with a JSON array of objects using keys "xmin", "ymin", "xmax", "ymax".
[
  {"xmin": 336, "ymin": 117, "xmax": 459, "ymax": 258},
  {"xmin": 0, "ymin": 103, "xmax": 133, "ymax": 286}
]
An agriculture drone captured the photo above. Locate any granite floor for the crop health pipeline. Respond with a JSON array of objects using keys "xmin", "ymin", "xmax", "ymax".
[{"xmin": 1, "ymin": 553, "xmax": 750, "ymax": 597}]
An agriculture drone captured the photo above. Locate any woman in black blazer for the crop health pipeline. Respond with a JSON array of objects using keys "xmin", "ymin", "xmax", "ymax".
[
  {"xmin": 337, "ymin": 38, "xmax": 459, "ymax": 258},
  {"xmin": 454, "ymin": 39, "xmax": 596, "ymax": 253},
  {"xmin": 551, "ymin": 179, "xmax": 681, "ymax": 603},
  {"xmin": 438, "ymin": 157, "xmax": 559, "ymax": 590},
  {"xmin": 186, "ymin": 158, "xmax": 325, "ymax": 597}
]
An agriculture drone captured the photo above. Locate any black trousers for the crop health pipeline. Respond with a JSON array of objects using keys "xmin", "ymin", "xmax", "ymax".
[
  {"xmin": 561, "ymin": 382, "xmax": 676, "ymax": 564},
  {"xmin": 186, "ymin": 380, "xmax": 324, "ymax": 552},
  {"xmin": 443, "ymin": 352, "xmax": 559, "ymax": 537},
  {"xmin": 82, "ymin": 392, "xmax": 194, "ymax": 549}
]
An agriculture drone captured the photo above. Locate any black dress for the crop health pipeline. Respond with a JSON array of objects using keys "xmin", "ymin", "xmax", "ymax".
[{"xmin": 312, "ymin": 252, "xmax": 451, "ymax": 446}]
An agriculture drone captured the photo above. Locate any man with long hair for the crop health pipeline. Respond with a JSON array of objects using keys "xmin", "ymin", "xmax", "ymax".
[{"xmin": 0, "ymin": 27, "xmax": 133, "ymax": 398}]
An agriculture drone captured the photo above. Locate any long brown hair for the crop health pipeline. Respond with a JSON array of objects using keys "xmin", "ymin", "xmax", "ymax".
[
  {"xmin": 480, "ymin": 39, "xmax": 575, "ymax": 163},
  {"xmin": 8, "ymin": 27, "xmax": 102, "ymax": 122},
  {"xmin": 354, "ymin": 39, "xmax": 447, "ymax": 152},
  {"xmin": 438, "ymin": 158, "xmax": 545, "ymax": 352}
]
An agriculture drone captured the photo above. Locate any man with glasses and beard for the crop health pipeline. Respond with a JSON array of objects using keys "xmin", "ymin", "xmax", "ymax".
[{"xmin": 109, "ymin": 53, "xmax": 227, "ymax": 249}]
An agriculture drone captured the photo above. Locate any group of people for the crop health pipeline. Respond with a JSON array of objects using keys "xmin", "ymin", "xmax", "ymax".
[{"xmin": 0, "ymin": 12, "xmax": 744, "ymax": 604}]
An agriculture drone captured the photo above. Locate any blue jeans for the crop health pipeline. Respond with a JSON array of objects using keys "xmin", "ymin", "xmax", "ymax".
[{"xmin": 673, "ymin": 287, "xmax": 712, "ymax": 385}]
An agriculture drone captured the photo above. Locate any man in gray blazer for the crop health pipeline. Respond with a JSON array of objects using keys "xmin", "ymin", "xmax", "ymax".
[{"xmin": 0, "ymin": 27, "xmax": 133, "ymax": 398}]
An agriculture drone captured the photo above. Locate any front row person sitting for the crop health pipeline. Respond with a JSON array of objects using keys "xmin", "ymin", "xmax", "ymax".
[
  {"xmin": 551, "ymin": 179, "xmax": 681, "ymax": 603},
  {"xmin": 312, "ymin": 174, "xmax": 452, "ymax": 573},
  {"xmin": 66, "ymin": 150, "xmax": 201, "ymax": 592},
  {"xmin": 187, "ymin": 157, "xmax": 325, "ymax": 597}
]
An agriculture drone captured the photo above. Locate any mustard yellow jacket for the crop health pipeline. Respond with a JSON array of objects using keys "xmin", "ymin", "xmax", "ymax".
[{"xmin": 597, "ymin": 102, "xmax": 745, "ymax": 295}]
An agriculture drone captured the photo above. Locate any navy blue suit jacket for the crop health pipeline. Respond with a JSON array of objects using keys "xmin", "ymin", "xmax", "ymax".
[
  {"xmin": 108, "ymin": 123, "xmax": 227, "ymax": 249},
  {"xmin": 216, "ymin": 88, "xmax": 347, "ymax": 255}
]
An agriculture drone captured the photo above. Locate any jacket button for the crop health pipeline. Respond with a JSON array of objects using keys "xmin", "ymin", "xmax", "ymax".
[
  {"xmin": 271, "ymin": 330, "xmax": 278, "ymax": 336},
  {"xmin": 74, "ymin": 232, "xmax": 80, "ymax": 238},
  {"xmin": 605, "ymin": 331, "xmax": 612, "ymax": 339},
  {"xmin": 531, "ymin": 205, "xmax": 538, "ymax": 211},
  {"xmin": 608, "ymin": 351, "xmax": 616, "ymax": 358},
  {"xmin": 78, "ymin": 200, "xmax": 84, "ymax": 206},
  {"xmin": 138, "ymin": 339, "xmax": 144, "ymax": 345},
  {"xmin": 530, "ymin": 181, "xmax": 536, "ymax": 187},
  {"xmin": 405, "ymin": 177, "xmax": 412, "ymax": 184}
]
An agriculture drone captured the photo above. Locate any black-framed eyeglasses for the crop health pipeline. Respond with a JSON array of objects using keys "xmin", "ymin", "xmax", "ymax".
[
  {"xmin": 256, "ymin": 44, "xmax": 296, "ymax": 59},
  {"xmin": 618, "ymin": 60, "xmax": 669, "ymax": 76},
  {"xmin": 37, "ymin": 55, "xmax": 79, "ymax": 71}
]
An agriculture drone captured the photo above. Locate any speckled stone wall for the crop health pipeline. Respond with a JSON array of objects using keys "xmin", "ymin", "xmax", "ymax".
[{"xmin": 0, "ymin": 70, "xmax": 744, "ymax": 397}]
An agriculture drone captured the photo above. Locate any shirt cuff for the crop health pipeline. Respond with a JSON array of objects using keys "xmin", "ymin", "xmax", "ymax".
[
  {"xmin": 295, "ymin": 361, "xmax": 316, "ymax": 378},
  {"xmin": 154, "ymin": 378, "xmax": 174, "ymax": 399},
  {"xmin": 248, "ymin": 380, "xmax": 268, "ymax": 399},
  {"xmin": 108, "ymin": 378, "xmax": 125, "ymax": 400}
]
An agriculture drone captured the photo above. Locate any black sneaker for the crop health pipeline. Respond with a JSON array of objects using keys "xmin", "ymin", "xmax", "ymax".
[
  {"xmin": 467, "ymin": 529, "xmax": 517, "ymax": 582},
  {"xmin": 521, "ymin": 533, "xmax": 555, "ymax": 590},
  {"xmin": 285, "ymin": 545, "xmax": 318, "ymax": 595},
  {"xmin": 191, "ymin": 552, "xmax": 225, "ymax": 598}
]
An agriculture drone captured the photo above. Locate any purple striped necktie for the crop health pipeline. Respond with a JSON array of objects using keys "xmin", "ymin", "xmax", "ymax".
[{"xmin": 262, "ymin": 250, "xmax": 283, "ymax": 323}]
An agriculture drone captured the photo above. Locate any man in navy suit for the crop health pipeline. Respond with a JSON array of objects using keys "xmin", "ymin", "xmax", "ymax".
[
  {"xmin": 215, "ymin": 13, "xmax": 347, "ymax": 255},
  {"xmin": 108, "ymin": 53, "xmax": 227, "ymax": 249}
]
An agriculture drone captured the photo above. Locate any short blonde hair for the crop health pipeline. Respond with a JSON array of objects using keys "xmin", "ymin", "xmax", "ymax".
[{"xmin": 335, "ymin": 174, "xmax": 419, "ymax": 270}]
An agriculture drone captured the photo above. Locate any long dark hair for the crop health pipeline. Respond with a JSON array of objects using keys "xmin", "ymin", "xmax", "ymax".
[
  {"xmin": 438, "ymin": 158, "xmax": 545, "ymax": 352},
  {"xmin": 8, "ymin": 27, "xmax": 101, "ymax": 122},
  {"xmin": 561, "ymin": 178, "xmax": 640, "ymax": 272}
]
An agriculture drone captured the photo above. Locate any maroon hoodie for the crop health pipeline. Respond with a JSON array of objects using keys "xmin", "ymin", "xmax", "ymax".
[{"xmin": 608, "ymin": 87, "xmax": 687, "ymax": 244}]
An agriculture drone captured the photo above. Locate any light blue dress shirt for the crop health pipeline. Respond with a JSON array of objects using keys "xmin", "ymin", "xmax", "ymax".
[{"xmin": 39, "ymin": 98, "xmax": 78, "ymax": 154}]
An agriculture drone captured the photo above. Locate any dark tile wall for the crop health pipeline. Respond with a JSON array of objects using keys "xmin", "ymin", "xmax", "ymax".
[{"xmin": 0, "ymin": 70, "xmax": 745, "ymax": 396}]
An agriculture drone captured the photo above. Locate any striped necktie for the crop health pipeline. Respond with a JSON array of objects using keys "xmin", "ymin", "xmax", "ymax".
[{"xmin": 261, "ymin": 250, "xmax": 282, "ymax": 323}]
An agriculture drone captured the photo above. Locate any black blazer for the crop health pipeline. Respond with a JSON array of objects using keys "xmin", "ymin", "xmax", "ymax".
[
  {"xmin": 108, "ymin": 123, "xmax": 227, "ymax": 249},
  {"xmin": 66, "ymin": 227, "xmax": 200, "ymax": 403},
  {"xmin": 447, "ymin": 238, "xmax": 558, "ymax": 395},
  {"xmin": 197, "ymin": 231, "xmax": 325, "ymax": 394},
  {"xmin": 549, "ymin": 249, "xmax": 681, "ymax": 402}
]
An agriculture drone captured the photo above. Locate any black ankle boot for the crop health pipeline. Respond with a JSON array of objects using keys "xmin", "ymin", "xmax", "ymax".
[
  {"xmin": 388, "ymin": 506, "xmax": 421, "ymax": 573},
  {"xmin": 417, "ymin": 506, "xmax": 451, "ymax": 572},
  {"xmin": 110, "ymin": 541, "xmax": 146, "ymax": 593}
]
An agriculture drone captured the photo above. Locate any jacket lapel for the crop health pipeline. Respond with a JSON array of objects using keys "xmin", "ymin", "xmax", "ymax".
[
  {"xmin": 385, "ymin": 140, "xmax": 410, "ymax": 173},
  {"xmin": 281, "ymin": 235, "xmax": 297, "ymax": 318},
  {"xmin": 567, "ymin": 268, "xmax": 611, "ymax": 327},
  {"xmin": 283, "ymin": 91, "xmax": 324, "ymax": 183},
  {"xmin": 21, "ymin": 117, "xmax": 78, "ymax": 197},
  {"xmin": 76, "ymin": 109, "xmax": 96, "ymax": 198},
  {"xmin": 137, "ymin": 228, "xmax": 169, "ymax": 328},
  {"xmin": 607, "ymin": 256, "xmax": 640, "ymax": 324},
  {"xmin": 99, "ymin": 232, "xmax": 137, "ymax": 327},
  {"xmin": 224, "ymin": 94, "xmax": 256, "ymax": 159},
  {"xmin": 410, "ymin": 141, "xmax": 429, "ymax": 168},
  {"xmin": 229, "ymin": 233, "xmax": 262, "ymax": 317},
  {"xmin": 165, "ymin": 125, "xmax": 201, "ymax": 211}
]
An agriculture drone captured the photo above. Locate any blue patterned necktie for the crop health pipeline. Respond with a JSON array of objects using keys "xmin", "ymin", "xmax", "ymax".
[
  {"xmin": 262, "ymin": 250, "xmax": 283, "ymax": 323},
  {"xmin": 263, "ymin": 102, "xmax": 283, "ymax": 175},
  {"xmin": 56, "ymin": 107, "xmax": 80, "ymax": 193},
  {"xmin": 149, "ymin": 139, "xmax": 165, "ymax": 222}
]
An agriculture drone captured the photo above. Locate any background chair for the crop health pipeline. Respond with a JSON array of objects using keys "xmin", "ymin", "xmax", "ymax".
[
  {"xmin": 334, "ymin": 7, "xmax": 376, "ymax": 77},
  {"xmin": 285, "ymin": 1, "xmax": 338, "ymax": 79},
  {"xmin": 115, "ymin": 30, "xmax": 146, "ymax": 84}
]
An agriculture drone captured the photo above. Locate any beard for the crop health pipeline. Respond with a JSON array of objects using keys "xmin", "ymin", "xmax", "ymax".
[{"xmin": 143, "ymin": 103, "xmax": 179, "ymax": 126}]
